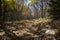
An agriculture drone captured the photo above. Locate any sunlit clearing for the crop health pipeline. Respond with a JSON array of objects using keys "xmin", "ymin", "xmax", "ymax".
[{"xmin": 24, "ymin": 0, "xmax": 31, "ymax": 6}]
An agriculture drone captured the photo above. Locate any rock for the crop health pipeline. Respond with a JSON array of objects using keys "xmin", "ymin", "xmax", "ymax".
[{"xmin": 0, "ymin": 32, "xmax": 5, "ymax": 36}]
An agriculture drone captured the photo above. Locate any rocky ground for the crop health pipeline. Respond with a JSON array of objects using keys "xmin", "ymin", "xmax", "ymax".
[{"xmin": 0, "ymin": 19, "xmax": 60, "ymax": 40}]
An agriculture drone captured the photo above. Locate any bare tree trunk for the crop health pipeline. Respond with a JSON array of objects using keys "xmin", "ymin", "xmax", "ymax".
[
  {"xmin": 44, "ymin": 0, "xmax": 48, "ymax": 18},
  {"xmin": 16, "ymin": 0, "xmax": 24, "ymax": 20},
  {"xmin": 41, "ymin": 0, "xmax": 44, "ymax": 18}
]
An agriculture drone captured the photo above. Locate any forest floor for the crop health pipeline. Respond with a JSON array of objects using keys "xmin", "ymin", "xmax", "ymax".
[{"xmin": 0, "ymin": 18, "xmax": 60, "ymax": 40}]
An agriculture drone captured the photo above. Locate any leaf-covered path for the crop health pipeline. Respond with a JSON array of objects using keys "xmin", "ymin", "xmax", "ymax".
[{"xmin": 0, "ymin": 19, "xmax": 60, "ymax": 40}]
